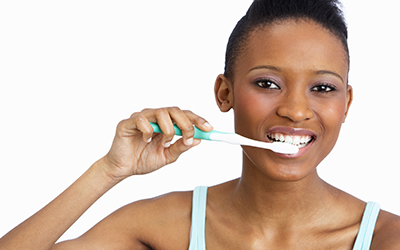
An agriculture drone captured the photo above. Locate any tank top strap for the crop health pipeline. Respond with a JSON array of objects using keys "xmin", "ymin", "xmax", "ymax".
[
  {"xmin": 188, "ymin": 186, "xmax": 208, "ymax": 250},
  {"xmin": 352, "ymin": 202, "xmax": 381, "ymax": 250}
]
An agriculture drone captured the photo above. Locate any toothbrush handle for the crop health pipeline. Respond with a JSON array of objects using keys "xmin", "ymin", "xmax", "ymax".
[{"xmin": 149, "ymin": 122, "xmax": 217, "ymax": 140}]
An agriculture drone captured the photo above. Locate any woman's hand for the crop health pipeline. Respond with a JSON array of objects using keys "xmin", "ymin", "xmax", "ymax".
[{"xmin": 101, "ymin": 107, "xmax": 213, "ymax": 181}]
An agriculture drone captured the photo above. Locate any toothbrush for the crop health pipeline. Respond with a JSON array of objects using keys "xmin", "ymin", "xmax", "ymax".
[{"xmin": 149, "ymin": 122, "xmax": 299, "ymax": 154}]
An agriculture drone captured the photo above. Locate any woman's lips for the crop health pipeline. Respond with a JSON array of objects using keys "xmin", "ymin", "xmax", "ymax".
[{"xmin": 265, "ymin": 127, "xmax": 317, "ymax": 158}]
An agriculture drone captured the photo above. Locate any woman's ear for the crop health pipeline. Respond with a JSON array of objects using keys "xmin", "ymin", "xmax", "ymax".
[
  {"xmin": 214, "ymin": 74, "xmax": 233, "ymax": 112},
  {"xmin": 343, "ymin": 85, "xmax": 353, "ymax": 123}
]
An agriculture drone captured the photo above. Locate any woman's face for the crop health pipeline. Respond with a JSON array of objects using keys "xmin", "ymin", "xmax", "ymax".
[{"xmin": 221, "ymin": 20, "xmax": 352, "ymax": 181}]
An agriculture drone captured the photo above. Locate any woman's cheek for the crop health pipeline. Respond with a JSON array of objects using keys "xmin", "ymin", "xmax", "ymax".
[
  {"xmin": 321, "ymin": 97, "xmax": 347, "ymax": 125},
  {"xmin": 316, "ymin": 99, "xmax": 347, "ymax": 148},
  {"xmin": 233, "ymin": 90, "xmax": 276, "ymax": 136}
]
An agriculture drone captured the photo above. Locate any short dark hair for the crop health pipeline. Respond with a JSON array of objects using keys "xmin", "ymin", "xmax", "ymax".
[{"xmin": 224, "ymin": 0, "xmax": 349, "ymax": 80}]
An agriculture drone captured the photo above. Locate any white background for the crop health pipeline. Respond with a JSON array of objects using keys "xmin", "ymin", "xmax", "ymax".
[{"xmin": 0, "ymin": 0, "xmax": 399, "ymax": 242}]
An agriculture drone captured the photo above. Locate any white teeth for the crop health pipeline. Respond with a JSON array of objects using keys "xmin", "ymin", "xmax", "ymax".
[{"xmin": 268, "ymin": 133, "xmax": 313, "ymax": 148}]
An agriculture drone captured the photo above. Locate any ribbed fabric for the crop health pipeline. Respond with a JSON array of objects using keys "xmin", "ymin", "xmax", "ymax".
[
  {"xmin": 188, "ymin": 187, "xmax": 380, "ymax": 250},
  {"xmin": 188, "ymin": 186, "xmax": 208, "ymax": 250},
  {"xmin": 353, "ymin": 202, "xmax": 381, "ymax": 250}
]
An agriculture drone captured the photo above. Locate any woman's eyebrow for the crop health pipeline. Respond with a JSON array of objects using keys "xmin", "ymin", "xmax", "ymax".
[
  {"xmin": 247, "ymin": 65, "xmax": 282, "ymax": 74},
  {"xmin": 314, "ymin": 70, "xmax": 344, "ymax": 83},
  {"xmin": 248, "ymin": 66, "xmax": 344, "ymax": 83}
]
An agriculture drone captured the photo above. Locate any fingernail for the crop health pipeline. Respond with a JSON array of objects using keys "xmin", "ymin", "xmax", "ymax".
[
  {"xmin": 185, "ymin": 137, "xmax": 194, "ymax": 146},
  {"xmin": 203, "ymin": 122, "xmax": 213, "ymax": 129},
  {"xmin": 147, "ymin": 137, "xmax": 152, "ymax": 143},
  {"xmin": 164, "ymin": 141, "xmax": 171, "ymax": 148}
]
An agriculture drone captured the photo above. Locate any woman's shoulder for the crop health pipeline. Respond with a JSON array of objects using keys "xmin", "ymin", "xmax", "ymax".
[
  {"xmin": 371, "ymin": 209, "xmax": 400, "ymax": 249},
  {"xmin": 60, "ymin": 190, "xmax": 194, "ymax": 250},
  {"xmin": 67, "ymin": 190, "xmax": 193, "ymax": 249},
  {"xmin": 123, "ymin": 189, "xmax": 194, "ymax": 228},
  {"xmin": 126, "ymin": 189, "xmax": 193, "ymax": 215}
]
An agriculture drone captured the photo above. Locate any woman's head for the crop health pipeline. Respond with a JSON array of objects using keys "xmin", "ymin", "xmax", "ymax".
[
  {"xmin": 224, "ymin": 0, "xmax": 349, "ymax": 81},
  {"xmin": 214, "ymin": 0, "xmax": 353, "ymax": 181}
]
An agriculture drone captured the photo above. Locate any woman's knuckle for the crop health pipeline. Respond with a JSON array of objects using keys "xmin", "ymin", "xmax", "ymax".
[
  {"xmin": 196, "ymin": 116, "xmax": 206, "ymax": 123},
  {"xmin": 130, "ymin": 112, "xmax": 139, "ymax": 118},
  {"xmin": 135, "ymin": 114, "xmax": 146, "ymax": 123},
  {"xmin": 169, "ymin": 106, "xmax": 180, "ymax": 111},
  {"xmin": 141, "ymin": 108, "xmax": 151, "ymax": 112},
  {"xmin": 155, "ymin": 108, "xmax": 168, "ymax": 117},
  {"xmin": 116, "ymin": 119, "xmax": 127, "ymax": 132},
  {"xmin": 183, "ymin": 110, "xmax": 194, "ymax": 115},
  {"xmin": 182, "ymin": 125, "xmax": 194, "ymax": 134}
]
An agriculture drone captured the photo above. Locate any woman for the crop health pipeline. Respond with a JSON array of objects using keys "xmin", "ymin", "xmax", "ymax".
[{"xmin": 1, "ymin": 0, "xmax": 399, "ymax": 249}]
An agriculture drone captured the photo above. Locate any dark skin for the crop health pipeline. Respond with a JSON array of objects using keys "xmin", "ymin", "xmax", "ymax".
[{"xmin": 1, "ymin": 19, "xmax": 399, "ymax": 250}]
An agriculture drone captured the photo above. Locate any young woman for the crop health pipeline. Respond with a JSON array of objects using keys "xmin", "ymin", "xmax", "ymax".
[{"xmin": 1, "ymin": 0, "xmax": 399, "ymax": 249}]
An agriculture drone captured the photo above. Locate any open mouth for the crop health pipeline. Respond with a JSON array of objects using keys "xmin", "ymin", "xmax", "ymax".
[{"xmin": 267, "ymin": 133, "xmax": 314, "ymax": 149}]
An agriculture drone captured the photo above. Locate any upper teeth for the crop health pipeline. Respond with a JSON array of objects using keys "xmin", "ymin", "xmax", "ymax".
[{"xmin": 268, "ymin": 133, "xmax": 313, "ymax": 148}]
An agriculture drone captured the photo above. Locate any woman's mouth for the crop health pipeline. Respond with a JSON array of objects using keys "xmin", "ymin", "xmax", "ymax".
[
  {"xmin": 265, "ymin": 127, "xmax": 317, "ymax": 158},
  {"xmin": 267, "ymin": 133, "xmax": 314, "ymax": 149}
]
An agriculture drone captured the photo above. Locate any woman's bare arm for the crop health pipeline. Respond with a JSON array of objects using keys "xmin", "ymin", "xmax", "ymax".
[
  {"xmin": 0, "ymin": 107, "xmax": 212, "ymax": 250},
  {"xmin": 0, "ymin": 158, "xmax": 119, "ymax": 250}
]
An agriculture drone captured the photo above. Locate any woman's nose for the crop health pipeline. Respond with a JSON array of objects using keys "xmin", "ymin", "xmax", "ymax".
[{"xmin": 276, "ymin": 92, "xmax": 314, "ymax": 123}]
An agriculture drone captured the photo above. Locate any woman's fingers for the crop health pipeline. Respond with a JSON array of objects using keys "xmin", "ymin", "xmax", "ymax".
[
  {"xmin": 168, "ymin": 107, "xmax": 196, "ymax": 146},
  {"xmin": 166, "ymin": 108, "xmax": 214, "ymax": 146},
  {"xmin": 164, "ymin": 138, "xmax": 202, "ymax": 164},
  {"xmin": 137, "ymin": 107, "xmax": 213, "ymax": 147},
  {"xmin": 134, "ymin": 114, "xmax": 153, "ymax": 143},
  {"xmin": 183, "ymin": 110, "xmax": 214, "ymax": 133},
  {"xmin": 105, "ymin": 107, "xmax": 212, "ymax": 178},
  {"xmin": 153, "ymin": 108, "xmax": 176, "ymax": 147}
]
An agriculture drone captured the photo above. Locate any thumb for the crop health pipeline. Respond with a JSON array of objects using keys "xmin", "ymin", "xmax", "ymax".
[{"xmin": 164, "ymin": 138, "xmax": 201, "ymax": 164}]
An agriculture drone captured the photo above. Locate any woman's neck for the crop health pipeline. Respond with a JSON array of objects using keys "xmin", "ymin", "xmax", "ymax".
[{"xmin": 230, "ymin": 156, "xmax": 341, "ymax": 229}]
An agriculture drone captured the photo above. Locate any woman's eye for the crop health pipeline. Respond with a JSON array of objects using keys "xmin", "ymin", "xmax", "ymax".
[
  {"xmin": 255, "ymin": 79, "xmax": 280, "ymax": 90},
  {"xmin": 311, "ymin": 84, "xmax": 336, "ymax": 93}
]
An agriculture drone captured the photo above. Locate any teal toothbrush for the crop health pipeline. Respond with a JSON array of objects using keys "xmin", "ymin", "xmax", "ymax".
[{"xmin": 149, "ymin": 122, "xmax": 299, "ymax": 154}]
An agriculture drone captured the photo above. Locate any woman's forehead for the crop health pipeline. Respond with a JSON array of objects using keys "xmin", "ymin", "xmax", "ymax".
[{"xmin": 236, "ymin": 20, "xmax": 349, "ymax": 80}]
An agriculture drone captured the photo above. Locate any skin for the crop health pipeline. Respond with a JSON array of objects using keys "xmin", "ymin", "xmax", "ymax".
[{"xmin": 1, "ymin": 19, "xmax": 400, "ymax": 250}]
